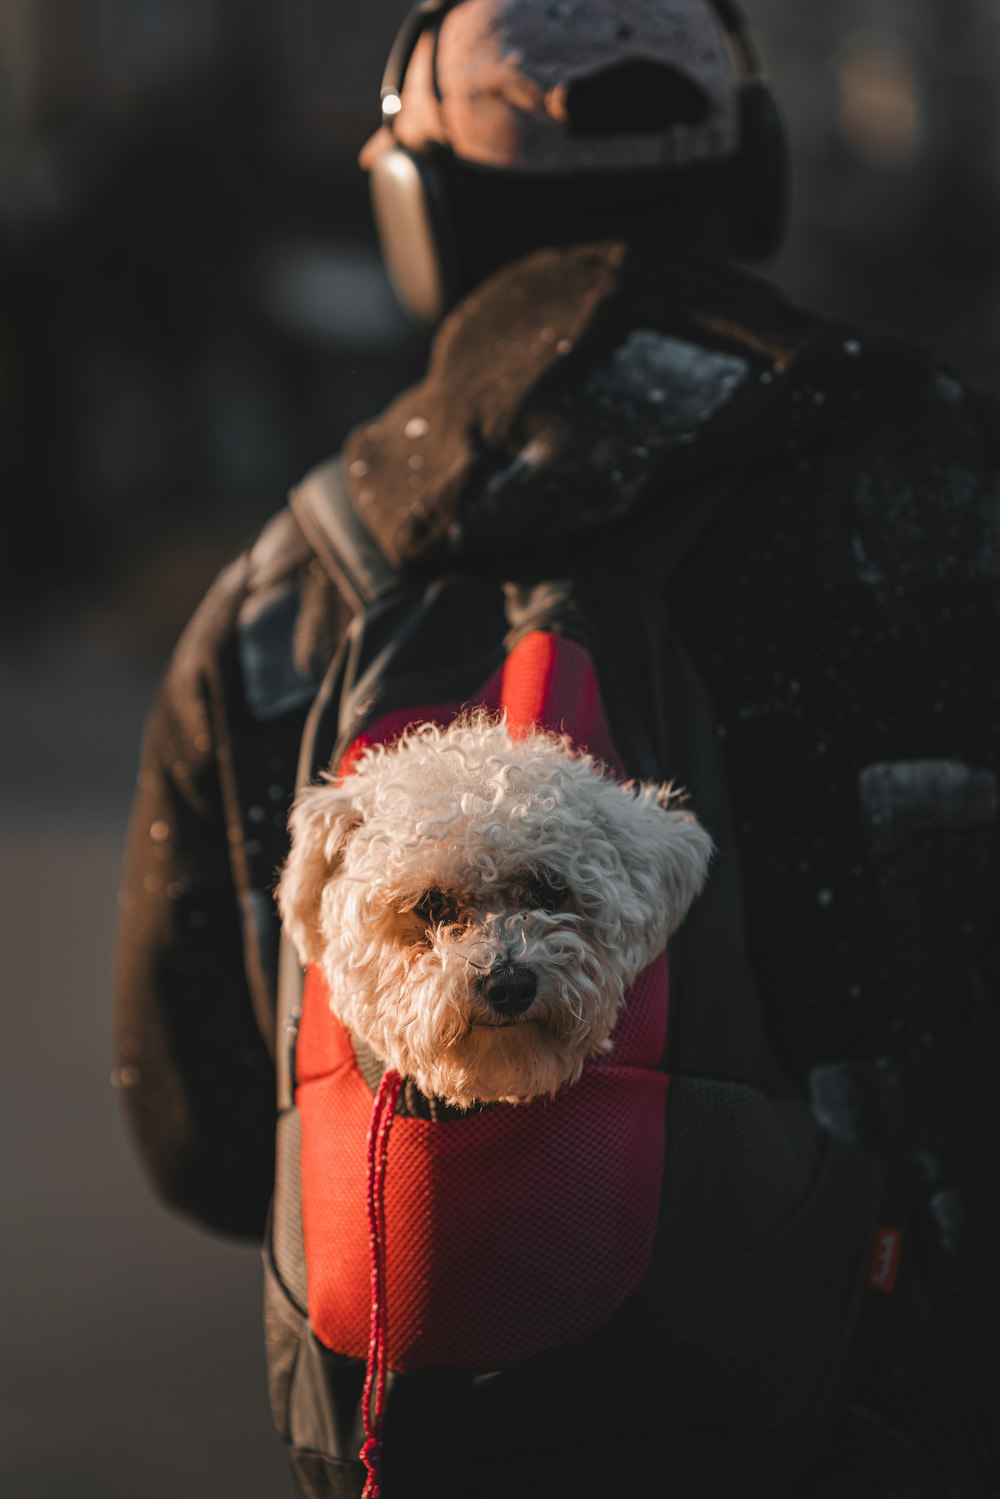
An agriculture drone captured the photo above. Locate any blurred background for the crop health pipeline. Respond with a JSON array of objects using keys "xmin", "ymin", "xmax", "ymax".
[{"xmin": 1, "ymin": 2, "xmax": 999, "ymax": 1494}]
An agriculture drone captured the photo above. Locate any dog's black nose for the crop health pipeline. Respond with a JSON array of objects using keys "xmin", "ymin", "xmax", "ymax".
[{"xmin": 481, "ymin": 965, "xmax": 537, "ymax": 1016}]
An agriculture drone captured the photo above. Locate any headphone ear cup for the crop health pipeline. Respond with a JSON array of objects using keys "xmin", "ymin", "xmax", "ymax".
[
  {"xmin": 730, "ymin": 80, "xmax": 790, "ymax": 262},
  {"xmin": 369, "ymin": 144, "xmax": 465, "ymax": 325}
]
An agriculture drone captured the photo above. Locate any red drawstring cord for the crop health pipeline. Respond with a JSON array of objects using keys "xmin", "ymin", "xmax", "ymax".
[{"xmin": 360, "ymin": 1069, "xmax": 404, "ymax": 1499}]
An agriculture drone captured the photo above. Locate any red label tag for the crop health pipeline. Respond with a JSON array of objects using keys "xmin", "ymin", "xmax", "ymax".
[{"xmin": 867, "ymin": 1225, "xmax": 902, "ymax": 1294}]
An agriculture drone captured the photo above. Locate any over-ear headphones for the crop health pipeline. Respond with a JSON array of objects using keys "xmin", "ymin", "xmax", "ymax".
[{"xmin": 369, "ymin": 0, "xmax": 789, "ymax": 325}]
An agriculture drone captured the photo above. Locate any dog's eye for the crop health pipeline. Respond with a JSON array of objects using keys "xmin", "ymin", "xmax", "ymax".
[
  {"xmin": 528, "ymin": 874, "xmax": 568, "ymax": 913},
  {"xmin": 413, "ymin": 889, "xmax": 457, "ymax": 927}
]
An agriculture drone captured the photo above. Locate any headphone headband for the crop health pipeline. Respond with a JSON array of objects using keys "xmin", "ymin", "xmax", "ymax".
[
  {"xmin": 381, "ymin": 0, "xmax": 455, "ymax": 125},
  {"xmin": 708, "ymin": 0, "xmax": 765, "ymax": 76}
]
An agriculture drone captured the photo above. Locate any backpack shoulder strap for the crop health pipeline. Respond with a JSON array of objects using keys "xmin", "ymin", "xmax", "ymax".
[
  {"xmin": 277, "ymin": 457, "xmax": 399, "ymax": 1114},
  {"xmin": 289, "ymin": 456, "xmax": 400, "ymax": 612}
]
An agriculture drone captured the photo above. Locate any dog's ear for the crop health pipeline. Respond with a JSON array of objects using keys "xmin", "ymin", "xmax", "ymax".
[
  {"xmin": 276, "ymin": 780, "xmax": 361, "ymax": 966},
  {"xmin": 643, "ymin": 794, "xmax": 715, "ymax": 937},
  {"xmin": 607, "ymin": 781, "xmax": 715, "ymax": 942}
]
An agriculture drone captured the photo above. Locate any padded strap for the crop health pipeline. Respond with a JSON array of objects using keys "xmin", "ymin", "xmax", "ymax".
[{"xmin": 290, "ymin": 458, "xmax": 400, "ymax": 612}]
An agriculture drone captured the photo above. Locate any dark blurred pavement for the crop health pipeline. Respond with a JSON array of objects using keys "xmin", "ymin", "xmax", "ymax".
[{"xmin": 0, "ymin": 636, "xmax": 292, "ymax": 1498}]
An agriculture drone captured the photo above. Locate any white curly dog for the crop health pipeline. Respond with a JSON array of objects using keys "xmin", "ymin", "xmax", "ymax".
[{"xmin": 278, "ymin": 715, "xmax": 712, "ymax": 1109}]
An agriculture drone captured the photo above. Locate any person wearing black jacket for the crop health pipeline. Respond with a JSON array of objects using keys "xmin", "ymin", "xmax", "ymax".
[{"xmin": 114, "ymin": 2, "xmax": 1000, "ymax": 1494}]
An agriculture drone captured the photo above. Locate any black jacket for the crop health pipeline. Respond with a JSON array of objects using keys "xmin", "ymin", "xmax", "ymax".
[{"xmin": 114, "ymin": 242, "xmax": 1000, "ymax": 1488}]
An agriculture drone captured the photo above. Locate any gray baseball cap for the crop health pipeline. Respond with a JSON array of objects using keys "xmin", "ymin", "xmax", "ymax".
[{"xmin": 377, "ymin": 0, "xmax": 743, "ymax": 174}]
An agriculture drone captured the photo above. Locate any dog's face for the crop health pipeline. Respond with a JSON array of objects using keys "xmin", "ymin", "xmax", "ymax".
[{"xmin": 278, "ymin": 716, "xmax": 712, "ymax": 1108}]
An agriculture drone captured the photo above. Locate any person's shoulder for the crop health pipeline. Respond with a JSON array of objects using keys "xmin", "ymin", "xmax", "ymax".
[
  {"xmin": 683, "ymin": 254, "xmax": 1000, "ymax": 494},
  {"xmin": 159, "ymin": 499, "xmax": 352, "ymax": 728},
  {"xmin": 163, "ymin": 507, "xmax": 309, "ymax": 680}
]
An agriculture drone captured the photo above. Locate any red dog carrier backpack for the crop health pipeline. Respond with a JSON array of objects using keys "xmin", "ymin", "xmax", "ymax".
[{"xmin": 265, "ymin": 462, "xmax": 885, "ymax": 1499}]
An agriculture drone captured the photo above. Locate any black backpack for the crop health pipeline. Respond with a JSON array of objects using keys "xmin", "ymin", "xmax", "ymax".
[{"xmin": 263, "ymin": 458, "xmax": 894, "ymax": 1499}]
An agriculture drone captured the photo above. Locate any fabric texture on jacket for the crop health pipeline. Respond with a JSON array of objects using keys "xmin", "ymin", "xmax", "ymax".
[{"xmin": 113, "ymin": 241, "xmax": 1000, "ymax": 1489}]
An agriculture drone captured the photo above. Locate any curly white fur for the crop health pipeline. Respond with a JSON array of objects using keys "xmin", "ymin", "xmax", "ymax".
[{"xmin": 277, "ymin": 715, "xmax": 713, "ymax": 1108}]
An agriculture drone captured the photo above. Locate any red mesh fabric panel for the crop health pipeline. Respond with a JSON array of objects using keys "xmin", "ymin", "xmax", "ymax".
[
  {"xmin": 297, "ymin": 966, "xmax": 377, "ymax": 1357},
  {"xmin": 298, "ymin": 632, "xmax": 670, "ymax": 1370},
  {"xmin": 497, "ymin": 632, "xmax": 625, "ymax": 775},
  {"xmin": 298, "ymin": 967, "xmax": 669, "ymax": 1370},
  {"xmin": 604, "ymin": 952, "xmax": 667, "ymax": 1067}
]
